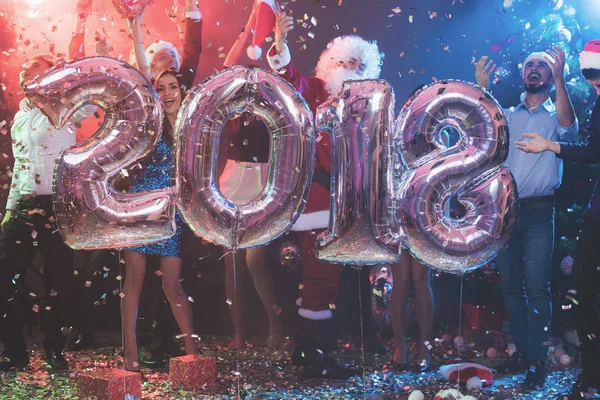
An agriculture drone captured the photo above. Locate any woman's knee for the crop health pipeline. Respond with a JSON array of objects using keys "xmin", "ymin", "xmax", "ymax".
[{"xmin": 162, "ymin": 280, "xmax": 183, "ymax": 303}]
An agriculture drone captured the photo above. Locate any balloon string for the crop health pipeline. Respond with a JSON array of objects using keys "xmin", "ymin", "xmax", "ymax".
[
  {"xmin": 457, "ymin": 272, "xmax": 465, "ymax": 393},
  {"xmin": 231, "ymin": 221, "xmax": 241, "ymax": 396},
  {"xmin": 357, "ymin": 267, "xmax": 366, "ymax": 397},
  {"xmin": 118, "ymin": 250, "xmax": 126, "ymax": 395}
]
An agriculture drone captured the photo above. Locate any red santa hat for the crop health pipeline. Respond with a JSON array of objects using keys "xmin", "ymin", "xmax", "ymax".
[
  {"xmin": 145, "ymin": 40, "xmax": 181, "ymax": 77},
  {"xmin": 521, "ymin": 51, "xmax": 554, "ymax": 79},
  {"xmin": 438, "ymin": 362, "xmax": 496, "ymax": 387},
  {"xmin": 246, "ymin": 0, "xmax": 278, "ymax": 60},
  {"xmin": 580, "ymin": 40, "xmax": 600, "ymax": 71}
]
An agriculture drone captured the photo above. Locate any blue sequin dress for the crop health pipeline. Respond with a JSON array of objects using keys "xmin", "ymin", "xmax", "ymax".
[{"xmin": 127, "ymin": 135, "xmax": 184, "ymax": 257}]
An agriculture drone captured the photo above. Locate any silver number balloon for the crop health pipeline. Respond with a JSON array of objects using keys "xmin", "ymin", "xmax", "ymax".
[
  {"xmin": 315, "ymin": 80, "xmax": 399, "ymax": 266},
  {"xmin": 394, "ymin": 80, "xmax": 518, "ymax": 273},
  {"xmin": 25, "ymin": 57, "xmax": 175, "ymax": 250},
  {"xmin": 174, "ymin": 66, "xmax": 315, "ymax": 249}
]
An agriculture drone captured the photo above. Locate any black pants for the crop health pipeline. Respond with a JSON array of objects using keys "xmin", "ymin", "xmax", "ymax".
[
  {"xmin": 136, "ymin": 255, "xmax": 176, "ymax": 349},
  {"xmin": 571, "ymin": 217, "xmax": 600, "ymax": 378},
  {"xmin": 0, "ymin": 196, "xmax": 73, "ymax": 354},
  {"xmin": 77, "ymin": 250, "xmax": 119, "ymax": 341}
]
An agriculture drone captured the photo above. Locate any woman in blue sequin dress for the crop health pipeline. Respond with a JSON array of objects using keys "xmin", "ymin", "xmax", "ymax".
[{"xmin": 121, "ymin": 69, "xmax": 198, "ymax": 372}]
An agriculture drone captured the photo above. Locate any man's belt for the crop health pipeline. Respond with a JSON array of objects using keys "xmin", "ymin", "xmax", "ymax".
[{"xmin": 519, "ymin": 195, "xmax": 554, "ymax": 208}]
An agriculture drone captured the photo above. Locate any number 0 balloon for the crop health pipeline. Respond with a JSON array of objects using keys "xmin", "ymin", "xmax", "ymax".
[{"xmin": 174, "ymin": 66, "xmax": 315, "ymax": 249}]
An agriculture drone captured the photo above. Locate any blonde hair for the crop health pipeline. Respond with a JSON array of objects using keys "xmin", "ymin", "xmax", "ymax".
[{"xmin": 315, "ymin": 35, "xmax": 383, "ymax": 81}]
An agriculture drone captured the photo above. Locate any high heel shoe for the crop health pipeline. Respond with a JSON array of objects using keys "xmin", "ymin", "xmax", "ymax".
[
  {"xmin": 411, "ymin": 343, "xmax": 433, "ymax": 373},
  {"xmin": 390, "ymin": 340, "xmax": 409, "ymax": 373}
]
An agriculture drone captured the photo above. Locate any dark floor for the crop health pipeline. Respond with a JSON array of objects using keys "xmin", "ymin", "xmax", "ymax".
[{"xmin": 0, "ymin": 330, "xmax": 587, "ymax": 400}]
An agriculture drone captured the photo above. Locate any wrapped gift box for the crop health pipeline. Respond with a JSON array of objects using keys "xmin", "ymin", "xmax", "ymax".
[
  {"xmin": 169, "ymin": 354, "xmax": 216, "ymax": 391},
  {"xmin": 463, "ymin": 303, "xmax": 508, "ymax": 332},
  {"xmin": 487, "ymin": 330, "xmax": 513, "ymax": 351},
  {"xmin": 78, "ymin": 369, "xmax": 141, "ymax": 400}
]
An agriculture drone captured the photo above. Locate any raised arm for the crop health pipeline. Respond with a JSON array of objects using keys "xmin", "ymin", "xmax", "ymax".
[
  {"xmin": 69, "ymin": 0, "xmax": 93, "ymax": 59},
  {"xmin": 179, "ymin": 0, "xmax": 203, "ymax": 87},
  {"xmin": 548, "ymin": 46, "xmax": 577, "ymax": 131},
  {"xmin": 127, "ymin": 8, "xmax": 151, "ymax": 79},
  {"xmin": 267, "ymin": 11, "xmax": 324, "ymax": 112}
]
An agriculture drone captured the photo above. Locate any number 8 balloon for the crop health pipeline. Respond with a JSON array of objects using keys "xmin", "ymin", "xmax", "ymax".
[
  {"xmin": 394, "ymin": 80, "xmax": 518, "ymax": 273},
  {"xmin": 174, "ymin": 66, "xmax": 315, "ymax": 249},
  {"xmin": 25, "ymin": 57, "xmax": 175, "ymax": 250}
]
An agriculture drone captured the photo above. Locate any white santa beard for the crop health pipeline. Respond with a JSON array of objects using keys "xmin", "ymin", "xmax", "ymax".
[{"xmin": 323, "ymin": 67, "xmax": 362, "ymax": 95}]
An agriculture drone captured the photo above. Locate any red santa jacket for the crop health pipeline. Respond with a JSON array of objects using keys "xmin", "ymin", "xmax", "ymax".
[{"xmin": 268, "ymin": 44, "xmax": 331, "ymax": 231}]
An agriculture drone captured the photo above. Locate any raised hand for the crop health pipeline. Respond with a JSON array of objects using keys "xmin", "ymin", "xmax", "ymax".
[
  {"xmin": 127, "ymin": 5, "xmax": 146, "ymax": 28},
  {"xmin": 275, "ymin": 10, "xmax": 294, "ymax": 52},
  {"xmin": 95, "ymin": 32, "xmax": 110, "ymax": 56},
  {"xmin": 546, "ymin": 46, "xmax": 566, "ymax": 82},
  {"xmin": 474, "ymin": 56, "xmax": 496, "ymax": 90}
]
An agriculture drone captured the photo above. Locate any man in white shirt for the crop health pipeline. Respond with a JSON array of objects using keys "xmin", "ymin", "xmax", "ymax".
[
  {"xmin": 475, "ymin": 48, "xmax": 578, "ymax": 389},
  {"xmin": 0, "ymin": 55, "xmax": 80, "ymax": 371}
]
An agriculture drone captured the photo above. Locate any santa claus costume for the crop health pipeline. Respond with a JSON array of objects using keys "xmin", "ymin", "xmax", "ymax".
[{"xmin": 267, "ymin": 33, "xmax": 383, "ymax": 379}]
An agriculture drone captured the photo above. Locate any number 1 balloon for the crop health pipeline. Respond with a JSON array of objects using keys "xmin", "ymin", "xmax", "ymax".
[{"xmin": 315, "ymin": 79, "xmax": 400, "ymax": 266}]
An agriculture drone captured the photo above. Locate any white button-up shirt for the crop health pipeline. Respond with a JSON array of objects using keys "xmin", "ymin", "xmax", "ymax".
[{"xmin": 7, "ymin": 99, "xmax": 91, "ymax": 210}]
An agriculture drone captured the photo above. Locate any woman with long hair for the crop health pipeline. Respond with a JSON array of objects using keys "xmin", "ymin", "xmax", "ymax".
[{"xmin": 121, "ymin": 68, "xmax": 198, "ymax": 371}]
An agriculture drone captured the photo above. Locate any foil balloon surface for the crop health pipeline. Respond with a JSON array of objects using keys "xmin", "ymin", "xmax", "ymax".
[
  {"xmin": 25, "ymin": 57, "xmax": 175, "ymax": 250},
  {"xmin": 315, "ymin": 79, "xmax": 400, "ymax": 266},
  {"xmin": 394, "ymin": 80, "xmax": 518, "ymax": 273},
  {"xmin": 174, "ymin": 66, "xmax": 315, "ymax": 249}
]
